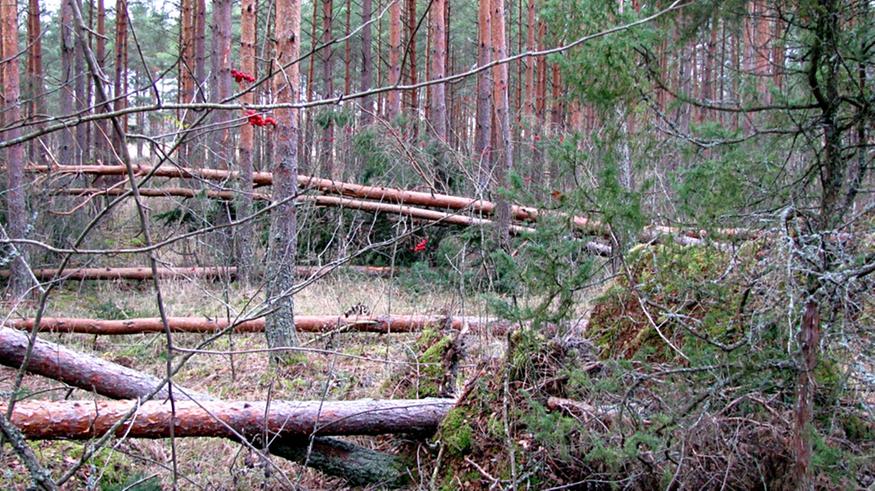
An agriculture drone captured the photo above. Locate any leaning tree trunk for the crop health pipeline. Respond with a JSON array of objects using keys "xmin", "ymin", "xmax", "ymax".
[
  {"xmin": 1, "ymin": 0, "xmax": 30, "ymax": 298},
  {"xmin": 0, "ymin": 326, "xmax": 420, "ymax": 486},
  {"xmin": 266, "ymin": 0, "xmax": 302, "ymax": 363}
]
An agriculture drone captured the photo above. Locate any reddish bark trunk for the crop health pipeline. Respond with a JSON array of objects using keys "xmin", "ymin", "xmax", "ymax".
[
  {"xmin": 386, "ymin": 0, "xmax": 402, "ymax": 119},
  {"xmin": 2, "ymin": 399, "xmax": 453, "ymax": 440},
  {"xmin": 474, "ymin": 0, "xmax": 493, "ymax": 189},
  {"xmin": 1, "ymin": 0, "xmax": 30, "ymax": 296},
  {"xmin": 490, "ymin": 0, "xmax": 513, "ymax": 246},
  {"xmin": 268, "ymin": 0, "xmax": 303, "ymax": 360},
  {"xmin": 359, "ymin": 0, "xmax": 373, "ymax": 124},
  {"xmin": 320, "ymin": 0, "xmax": 335, "ymax": 177},
  {"xmin": 236, "ymin": 0, "xmax": 257, "ymax": 283}
]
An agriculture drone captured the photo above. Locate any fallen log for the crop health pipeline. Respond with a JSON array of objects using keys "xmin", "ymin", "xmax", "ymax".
[
  {"xmin": 4, "ymin": 314, "xmax": 510, "ymax": 335},
  {"xmin": 1, "ymin": 398, "xmax": 454, "ymax": 440},
  {"xmin": 32, "ymin": 164, "xmax": 542, "ymax": 222},
  {"xmin": 0, "ymin": 326, "xmax": 419, "ymax": 486},
  {"xmin": 49, "ymin": 187, "xmax": 538, "ymax": 234},
  {"xmin": 0, "ymin": 265, "xmax": 394, "ymax": 281},
  {"xmin": 33, "ymin": 164, "xmax": 762, "ymax": 240}
]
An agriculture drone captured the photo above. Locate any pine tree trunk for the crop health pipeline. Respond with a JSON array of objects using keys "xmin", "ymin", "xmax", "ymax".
[
  {"xmin": 209, "ymin": 0, "xmax": 232, "ymax": 170},
  {"xmin": 237, "ymin": 0, "xmax": 258, "ymax": 283},
  {"xmin": 359, "ymin": 0, "xmax": 373, "ymax": 125},
  {"xmin": 320, "ymin": 0, "xmax": 335, "ymax": 178},
  {"xmin": 94, "ymin": 0, "xmax": 108, "ymax": 164},
  {"xmin": 112, "ymin": 0, "xmax": 127, "ymax": 156},
  {"xmin": 59, "ymin": 0, "xmax": 76, "ymax": 164},
  {"xmin": 429, "ymin": 0, "xmax": 448, "ymax": 190},
  {"xmin": 386, "ymin": 0, "xmax": 401, "ymax": 119},
  {"xmin": 25, "ymin": 0, "xmax": 44, "ymax": 162},
  {"xmin": 178, "ymin": 0, "xmax": 194, "ymax": 163},
  {"xmin": 474, "ymin": 0, "xmax": 492, "ymax": 190},
  {"xmin": 405, "ymin": 0, "xmax": 418, "ymax": 136},
  {"xmin": 2, "ymin": 0, "xmax": 30, "ymax": 297},
  {"xmin": 490, "ymin": 0, "xmax": 512, "ymax": 246},
  {"xmin": 266, "ymin": 0, "xmax": 302, "ymax": 363}
]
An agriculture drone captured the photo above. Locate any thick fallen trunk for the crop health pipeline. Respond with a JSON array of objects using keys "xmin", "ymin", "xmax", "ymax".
[
  {"xmin": 0, "ymin": 265, "xmax": 394, "ymax": 281},
  {"xmin": 1, "ymin": 398, "xmax": 454, "ymax": 440},
  {"xmin": 0, "ymin": 326, "xmax": 419, "ymax": 485},
  {"xmin": 5, "ymin": 314, "xmax": 510, "ymax": 335}
]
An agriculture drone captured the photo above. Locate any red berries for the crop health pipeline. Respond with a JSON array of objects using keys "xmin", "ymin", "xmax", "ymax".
[
  {"xmin": 412, "ymin": 238, "xmax": 428, "ymax": 253},
  {"xmin": 231, "ymin": 69, "xmax": 256, "ymax": 84},
  {"xmin": 243, "ymin": 110, "xmax": 277, "ymax": 128}
]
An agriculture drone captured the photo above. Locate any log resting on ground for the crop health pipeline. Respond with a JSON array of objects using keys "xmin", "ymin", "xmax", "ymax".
[
  {"xmin": 0, "ymin": 326, "xmax": 421, "ymax": 486},
  {"xmin": 4, "ymin": 314, "xmax": 510, "ymax": 335},
  {"xmin": 0, "ymin": 398, "xmax": 454, "ymax": 440},
  {"xmin": 0, "ymin": 265, "xmax": 394, "ymax": 281}
]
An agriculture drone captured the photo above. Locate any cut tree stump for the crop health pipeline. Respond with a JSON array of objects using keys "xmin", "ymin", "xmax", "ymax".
[{"xmin": 4, "ymin": 314, "xmax": 510, "ymax": 335}]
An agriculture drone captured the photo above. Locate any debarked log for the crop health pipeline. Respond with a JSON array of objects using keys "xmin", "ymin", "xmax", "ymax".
[
  {"xmin": 4, "ymin": 314, "xmax": 510, "ymax": 335},
  {"xmin": 0, "ymin": 398, "xmax": 454, "ymax": 440}
]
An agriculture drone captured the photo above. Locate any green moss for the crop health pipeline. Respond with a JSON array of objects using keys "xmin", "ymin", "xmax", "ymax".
[{"xmin": 440, "ymin": 408, "xmax": 474, "ymax": 456}]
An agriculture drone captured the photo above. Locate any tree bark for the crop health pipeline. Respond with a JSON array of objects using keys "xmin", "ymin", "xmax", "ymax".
[
  {"xmin": 2, "ymin": 398, "xmax": 454, "ymax": 440},
  {"xmin": 359, "ymin": 0, "xmax": 373, "ymax": 124},
  {"xmin": 1, "ymin": 0, "xmax": 30, "ymax": 297},
  {"xmin": 237, "ymin": 0, "xmax": 257, "ymax": 283},
  {"xmin": 112, "ymin": 0, "xmax": 128, "ymax": 156},
  {"xmin": 490, "ymin": 0, "xmax": 513, "ymax": 247},
  {"xmin": 386, "ymin": 0, "xmax": 401, "ymax": 119},
  {"xmin": 25, "ymin": 0, "xmax": 44, "ymax": 162},
  {"xmin": 5, "ymin": 315, "xmax": 511, "ymax": 335},
  {"xmin": 208, "ymin": 0, "xmax": 233, "ymax": 169},
  {"xmin": 59, "ymin": 0, "xmax": 76, "ymax": 164},
  {"xmin": 319, "ymin": 0, "xmax": 335, "ymax": 177},
  {"xmin": 267, "ymin": 0, "xmax": 302, "ymax": 363},
  {"xmin": 474, "ymin": 0, "xmax": 492, "ymax": 190}
]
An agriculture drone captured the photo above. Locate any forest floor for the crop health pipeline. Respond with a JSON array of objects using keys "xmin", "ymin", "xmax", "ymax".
[{"xmin": 0, "ymin": 273, "xmax": 515, "ymax": 490}]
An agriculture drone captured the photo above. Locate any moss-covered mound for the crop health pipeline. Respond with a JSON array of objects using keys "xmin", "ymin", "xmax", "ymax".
[
  {"xmin": 588, "ymin": 243, "xmax": 754, "ymax": 362},
  {"xmin": 383, "ymin": 328, "xmax": 462, "ymax": 399}
]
